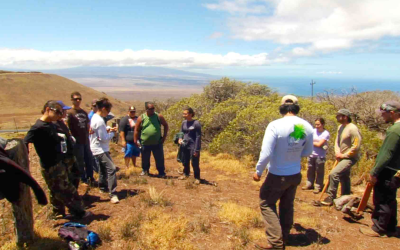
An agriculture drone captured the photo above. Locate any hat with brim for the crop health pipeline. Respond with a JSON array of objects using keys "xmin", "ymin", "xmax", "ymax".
[
  {"xmin": 337, "ymin": 109, "xmax": 351, "ymax": 117},
  {"xmin": 128, "ymin": 106, "xmax": 136, "ymax": 111},
  {"xmin": 376, "ymin": 101, "xmax": 400, "ymax": 115},
  {"xmin": 281, "ymin": 95, "xmax": 299, "ymax": 105},
  {"xmin": 57, "ymin": 101, "xmax": 72, "ymax": 110}
]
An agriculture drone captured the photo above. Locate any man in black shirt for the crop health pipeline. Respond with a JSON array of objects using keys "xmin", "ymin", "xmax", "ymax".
[
  {"xmin": 24, "ymin": 100, "xmax": 91, "ymax": 219},
  {"xmin": 119, "ymin": 106, "xmax": 141, "ymax": 168},
  {"xmin": 67, "ymin": 91, "xmax": 94, "ymax": 185}
]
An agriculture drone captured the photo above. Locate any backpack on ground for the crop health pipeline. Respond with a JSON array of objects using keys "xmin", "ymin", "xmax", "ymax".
[{"xmin": 58, "ymin": 222, "xmax": 100, "ymax": 249}]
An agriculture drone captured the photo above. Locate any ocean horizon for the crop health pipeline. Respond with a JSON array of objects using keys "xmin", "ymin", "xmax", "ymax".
[{"xmin": 237, "ymin": 77, "xmax": 399, "ymax": 97}]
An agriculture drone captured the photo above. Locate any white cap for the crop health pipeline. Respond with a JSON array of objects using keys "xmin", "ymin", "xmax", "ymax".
[{"xmin": 281, "ymin": 95, "xmax": 298, "ymax": 105}]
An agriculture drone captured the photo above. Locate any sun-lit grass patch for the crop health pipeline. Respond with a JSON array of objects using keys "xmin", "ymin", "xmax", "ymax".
[
  {"xmin": 218, "ymin": 202, "xmax": 261, "ymax": 228},
  {"xmin": 296, "ymin": 216, "xmax": 321, "ymax": 229},
  {"xmin": 140, "ymin": 210, "xmax": 196, "ymax": 250},
  {"xmin": 140, "ymin": 186, "xmax": 172, "ymax": 207}
]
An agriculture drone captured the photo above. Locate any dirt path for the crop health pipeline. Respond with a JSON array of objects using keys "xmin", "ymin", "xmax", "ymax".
[{"xmin": 1, "ymin": 143, "xmax": 399, "ymax": 250}]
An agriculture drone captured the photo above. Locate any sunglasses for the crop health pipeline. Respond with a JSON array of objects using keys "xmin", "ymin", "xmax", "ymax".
[
  {"xmin": 129, "ymin": 110, "xmax": 136, "ymax": 113},
  {"xmin": 50, "ymin": 108, "xmax": 63, "ymax": 116},
  {"xmin": 72, "ymin": 98, "xmax": 82, "ymax": 101},
  {"xmin": 147, "ymin": 108, "xmax": 155, "ymax": 111}
]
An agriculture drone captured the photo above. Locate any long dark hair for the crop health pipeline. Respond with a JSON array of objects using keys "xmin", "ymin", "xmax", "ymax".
[{"xmin": 96, "ymin": 97, "xmax": 112, "ymax": 110}]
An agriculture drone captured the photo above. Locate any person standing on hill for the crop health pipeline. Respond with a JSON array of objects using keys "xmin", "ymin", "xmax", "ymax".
[
  {"xmin": 321, "ymin": 109, "xmax": 362, "ymax": 206},
  {"xmin": 90, "ymin": 98, "xmax": 119, "ymax": 204},
  {"xmin": 54, "ymin": 101, "xmax": 80, "ymax": 189},
  {"xmin": 24, "ymin": 100, "xmax": 91, "ymax": 219},
  {"xmin": 253, "ymin": 95, "xmax": 314, "ymax": 250},
  {"xmin": 119, "ymin": 106, "xmax": 141, "ymax": 168},
  {"xmin": 359, "ymin": 101, "xmax": 400, "ymax": 237},
  {"xmin": 134, "ymin": 102, "xmax": 168, "ymax": 177},
  {"xmin": 67, "ymin": 91, "xmax": 94, "ymax": 186},
  {"xmin": 302, "ymin": 118, "xmax": 330, "ymax": 194},
  {"xmin": 177, "ymin": 107, "xmax": 202, "ymax": 184}
]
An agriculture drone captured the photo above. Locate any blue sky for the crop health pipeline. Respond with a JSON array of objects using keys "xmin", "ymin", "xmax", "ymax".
[{"xmin": 1, "ymin": 0, "xmax": 400, "ymax": 81}]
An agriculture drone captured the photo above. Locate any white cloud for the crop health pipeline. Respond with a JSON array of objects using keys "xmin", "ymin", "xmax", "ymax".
[
  {"xmin": 204, "ymin": 0, "xmax": 268, "ymax": 14},
  {"xmin": 0, "ymin": 48, "xmax": 282, "ymax": 69},
  {"xmin": 207, "ymin": 0, "xmax": 400, "ymax": 53},
  {"xmin": 209, "ymin": 32, "xmax": 224, "ymax": 39}
]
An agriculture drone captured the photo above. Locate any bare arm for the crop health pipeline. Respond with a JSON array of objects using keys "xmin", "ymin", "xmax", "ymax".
[
  {"xmin": 134, "ymin": 116, "xmax": 142, "ymax": 145},
  {"xmin": 159, "ymin": 114, "xmax": 169, "ymax": 143},
  {"xmin": 313, "ymin": 139, "xmax": 327, "ymax": 148},
  {"xmin": 120, "ymin": 131, "xmax": 126, "ymax": 147}
]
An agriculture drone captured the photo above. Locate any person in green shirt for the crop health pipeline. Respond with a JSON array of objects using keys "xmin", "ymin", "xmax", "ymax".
[
  {"xmin": 360, "ymin": 101, "xmax": 400, "ymax": 237},
  {"xmin": 134, "ymin": 102, "xmax": 169, "ymax": 177}
]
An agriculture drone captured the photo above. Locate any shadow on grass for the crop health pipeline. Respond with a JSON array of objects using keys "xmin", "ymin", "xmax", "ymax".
[
  {"xmin": 82, "ymin": 194, "xmax": 111, "ymax": 208},
  {"xmin": 53, "ymin": 213, "xmax": 110, "ymax": 227},
  {"xmin": 12, "ymin": 233, "xmax": 68, "ymax": 250},
  {"xmin": 117, "ymin": 188, "xmax": 144, "ymax": 200},
  {"xmin": 288, "ymin": 223, "xmax": 330, "ymax": 247}
]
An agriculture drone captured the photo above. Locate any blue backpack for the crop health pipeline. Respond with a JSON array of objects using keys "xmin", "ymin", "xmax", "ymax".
[{"xmin": 58, "ymin": 222, "xmax": 100, "ymax": 249}]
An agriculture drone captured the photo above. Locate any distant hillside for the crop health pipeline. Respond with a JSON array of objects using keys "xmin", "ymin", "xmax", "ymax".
[{"xmin": 0, "ymin": 72, "xmax": 129, "ymax": 117}]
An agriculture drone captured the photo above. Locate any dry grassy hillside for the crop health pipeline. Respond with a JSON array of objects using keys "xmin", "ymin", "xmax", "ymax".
[{"xmin": 0, "ymin": 73, "xmax": 131, "ymax": 129}]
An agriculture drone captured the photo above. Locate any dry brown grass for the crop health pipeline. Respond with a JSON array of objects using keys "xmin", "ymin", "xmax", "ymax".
[{"xmin": 218, "ymin": 202, "xmax": 261, "ymax": 228}]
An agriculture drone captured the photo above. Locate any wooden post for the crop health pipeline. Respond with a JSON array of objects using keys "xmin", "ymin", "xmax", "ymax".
[{"xmin": 5, "ymin": 139, "xmax": 34, "ymax": 244}]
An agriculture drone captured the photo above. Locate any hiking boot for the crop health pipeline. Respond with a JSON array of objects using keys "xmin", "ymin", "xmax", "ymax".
[
  {"xmin": 178, "ymin": 175, "xmax": 189, "ymax": 180},
  {"xmin": 110, "ymin": 196, "xmax": 120, "ymax": 204},
  {"xmin": 321, "ymin": 196, "xmax": 333, "ymax": 206},
  {"xmin": 194, "ymin": 179, "xmax": 201, "ymax": 185},
  {"xmin": 301, "ymin": 184, "xmax": 313, "ymax": 190},
  {"xmin": 158, "ymin": 173, "xmax": 167, "ymax": 179},
  {"xmin": 254, "ymin": 241, "xmax": 285, "ymax": 250},
  {"xmin": 359, "ymin": 227, "xmax": 387, "ymax": 237},
  {"xmin": 140, "ymin": 171, "xmax": 149, "ymax": 176},
  {"xmin": 64, "ymin": 211, "xmax": 92, "ymax": 220},
  {"xmin": 313, "ymin": 188, "xmax": 321, "ymax": 194}
]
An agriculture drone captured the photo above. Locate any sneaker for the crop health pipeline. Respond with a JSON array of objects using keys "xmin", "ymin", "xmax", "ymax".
[
  {"xmin": 301, "ymin": 185, "xmax": 313, "ymax": 190},
  {"xmin": 178, "ymin": 175, "xmax": 189, "ymax": 180},
  {"xmin": 140, "ymin": 171, "xmax": 149, "ymax": 176},
  {"xmin": 110, "ymin": 196, "xmax": 120, "ymax": 204},
  {"xmin": 321, "ymin": 196, "xmax": 333, "ymax": 206},
  {"xmin": 359, "ymin": 227, "xmax": 387, "ymax": 237},
  {"xmin": 194, "ymin": 179, "xmax": 201, "ymax": 185}
]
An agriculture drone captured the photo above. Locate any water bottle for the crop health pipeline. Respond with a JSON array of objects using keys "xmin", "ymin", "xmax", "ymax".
[{"xmin": 58, "ymin": 133, "xmax": 68, "ymax": 153}]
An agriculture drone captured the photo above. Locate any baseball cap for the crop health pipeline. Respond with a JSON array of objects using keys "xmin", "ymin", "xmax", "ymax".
[
  {"xmin": 378, "ymin": 101, "xmax": 400, "ymax": 113},
  {"xmin": 281, "ymin": 95, "xmax": 299, "ymax": 105},
  {"xmin": 337, "ymin": 109, "xmax": 352, "ymax": 117},
  {"xmin": 128, "ymin": 106, "xmax": 136, "ymax": 111},
  {"xmin": 57, "ymin": 101, "xmax": 72, "ymax": 110}
]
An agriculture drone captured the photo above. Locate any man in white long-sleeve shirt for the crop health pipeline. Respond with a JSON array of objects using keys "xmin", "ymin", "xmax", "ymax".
[
  {"xmin": 90, "ymin": 97, "xmax": 119, "ymax": 204},
  {"xmin": 253, "ymin": 95, "xmax": 313, "ymax": 250}
]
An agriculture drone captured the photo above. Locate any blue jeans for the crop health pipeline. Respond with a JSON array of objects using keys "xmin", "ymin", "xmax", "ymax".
[
  {"xmin": 141, "ymin": 143, "xmax": 165, "ymax": 175},
  {"xmin": 74, "ymin": 143, "xmax": 94, "ymax": 183}
]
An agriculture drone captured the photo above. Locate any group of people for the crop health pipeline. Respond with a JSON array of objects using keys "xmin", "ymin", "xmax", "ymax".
[
  {"xmin": 23, "ymin": 91, "xmax": 203, "ymax": 220},
  {"xmin": 253, "ymin": 95, "xmax": 400, "ymax": 250},
  {"xmin": 14, "ymin": 91, "xmax": 400, "ymax": 248}
]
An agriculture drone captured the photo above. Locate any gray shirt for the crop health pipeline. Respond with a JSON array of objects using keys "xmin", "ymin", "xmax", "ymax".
[{"xmin": 181, "ymin": 120, "xmax": 201, "ymax": 152}]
